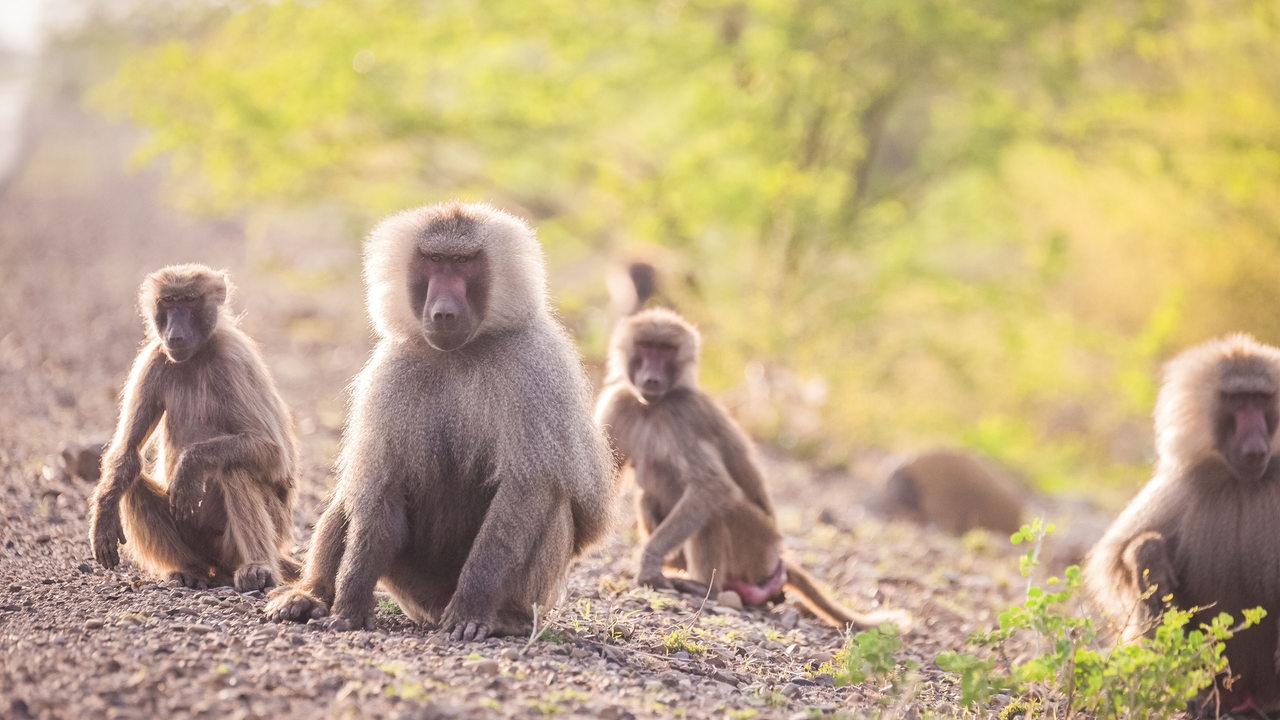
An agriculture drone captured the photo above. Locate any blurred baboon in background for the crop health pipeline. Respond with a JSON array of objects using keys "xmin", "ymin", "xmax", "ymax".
[
  {"xmin": 89, "ymin": 264, "xmax": 299, "ymax": 591},
  {"xmin": 266, "ymin": 202, "xmax": 614, "ymax": 641},
  {"xmin": 596, "ymin": 308, "xmax": 907, "ymax": 631},
  {"xmin": 871, "ymin": 449, "xmax": 1025, "ymax": 536},
  {"xmin": 1085, "ymin": 334, "xmax": 1280, "ymax": 715}
]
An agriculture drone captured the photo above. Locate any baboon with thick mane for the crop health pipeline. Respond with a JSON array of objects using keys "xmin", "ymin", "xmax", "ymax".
[
  {"xmin": 595, "ymin": 308, "xmax": 907, "ymax": 630},
  {"xmin": 266, "ymin": 201, "xmax": 614, "ymax": 641},
  {"xmin": 89, "ymin": 264, "xmax": 299, "ymax": 591},
  {"xmin": 1085, "ymin": 333, "xmax": 1280, "ymax": 715}
]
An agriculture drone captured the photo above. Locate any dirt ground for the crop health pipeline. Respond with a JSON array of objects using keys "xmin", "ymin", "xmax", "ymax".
[{"xmin": 0, "ymin": 86, "xmax": 1053, "ymax": 719}]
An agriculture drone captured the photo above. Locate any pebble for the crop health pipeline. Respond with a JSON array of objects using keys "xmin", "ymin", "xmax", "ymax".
[
  {"xmin": 499, "ymin": 648, "xmax": 521, "ymax": 661},
  {"xmin": 84, "ymin": 618, "xmax": 105, "ymax": 630},
  {"xmin": 780, "ymin": 682, "xmax": 804, "ymax": 698},
  {"xmin": 185, "ymin": 623, "xmax": 215, "ymax": 635},
  {"xmin": 462, "ymin": 659, "xmax": 499, "ymax": 677},
  {"xmin": 716, "ymin": 590, "xmax": 743, "ymax": 610},
  {"xmin": 778, "ymin": 609, "xmax": 800, "ymax": 629}
]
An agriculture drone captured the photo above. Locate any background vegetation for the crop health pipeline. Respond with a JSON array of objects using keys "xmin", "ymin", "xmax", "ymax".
[{"xmin": 90, "ymin": 0, "xmax": 1280, "ymax": 497}]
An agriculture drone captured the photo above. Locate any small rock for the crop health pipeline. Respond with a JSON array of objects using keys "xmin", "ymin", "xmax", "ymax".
[
  {"xmin": 499, "ymin": 648, "xmax": 521, "ymax": 661},
  {"xmin": 779, "ymin": 608, "xmax": 800, "ymax": 629},
  {"xmin": 84, "ymin": 619, "xmax": 105, "ymax": 630},
  {"xmin": 77, "ymin": 563, "xmax": 93, "ymax": 574},
  {"xmin": 463, "ymin": 658, "xmax": 499, "ymax": 677},
  {"xmin": 716, "ymin": 590, "xmax": 743, "ymax": 610},
  {"xmin": 780, "ymin": 682, "xmax": 804, "ymax": 698},
  {"xmin": 186, "ymin": 623, "xmax": 215, "ymax": 635}
]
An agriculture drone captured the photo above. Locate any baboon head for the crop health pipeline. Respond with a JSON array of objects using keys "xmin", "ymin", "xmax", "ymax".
[
  {"xmin": 139, "ymin": 264, "xmax": 230, "ymax": 363},
  {"xmin": 364, "ymin": 202, "xmax": 547, "ymax": 350},
  {"xmin": 608, "ymin": 308, "xmax": 701, "ymax": 404}
]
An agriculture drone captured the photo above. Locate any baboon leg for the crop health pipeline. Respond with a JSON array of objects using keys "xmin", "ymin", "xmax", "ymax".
[
  {"xmin": 381, "ymin": 566, "xmax": 457, "ymax": 626},
  {"xmin": 637, "ymin": 492, "xmax": 686, "ymax": 571},
  {"xmin": 443, "ymin": 481, "xmax": 574, "ymax": 641},
  {"xmin": 119, "ymin": 474, "xmax": 214, "ymax": 586},
  {"xmin": 326, "ymin": 496, "xmax": 407, "ymax": 630},
  {"xmin": 218, "ymin": 469, "xmax": 285, "ymax": 592},
  {"xmin": 266, "ymin": 503, "xmax": 349, "ymax": 623}
]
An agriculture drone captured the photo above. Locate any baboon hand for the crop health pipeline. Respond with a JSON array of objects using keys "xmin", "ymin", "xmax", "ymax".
[
  {"xmin": 169, "ymin": 456, "xmax": 206, "ymax": 518},
  {"xmin": 233, "ymin": 563, "xmax": 278, "ymax": 593},
  {"xmin": 90, "ymin": 508, "xmax": 125, "ymax": 569},
  {"xmin": 265, "ymin": 587, "xmax": 330, "ymax": 624},
  {"xmin": 446, "ymin": 620, "xmax": 492, "ymax": 642},
  {"xmin": 638, "ymin": 572, "xmax": 675, "ymax": 591}
]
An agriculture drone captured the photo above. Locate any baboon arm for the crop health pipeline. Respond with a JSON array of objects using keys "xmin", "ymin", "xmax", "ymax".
[
  {"xmin": 640, "ymin": 463, "xmax": 743, "ymax": 582},
  {"xmin": 178, "ymin": 432, "xmax": 288, "ymax": 484},
  {"xmin": 97, "ymin": 352, "xmax": 165, "ymax": 504}
]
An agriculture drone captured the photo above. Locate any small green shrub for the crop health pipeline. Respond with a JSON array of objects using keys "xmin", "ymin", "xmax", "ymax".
[
  {"xmin": 936, "ymin": 519, "xmax": 1265, "ymax": 718},
  {"xmin": 832, "ymin": 623, "xmax": 903, "ymax": 687}
]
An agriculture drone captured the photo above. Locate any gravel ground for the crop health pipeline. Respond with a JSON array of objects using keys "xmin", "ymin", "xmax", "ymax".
[{"xmin": 0, "ymin": 89, "xmax": 1040, "ymax": 720}]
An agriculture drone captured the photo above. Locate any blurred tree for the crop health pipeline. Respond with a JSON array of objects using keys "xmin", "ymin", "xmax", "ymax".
[{"xmin": 94, "ymin": 0, "xmax": 1280, "ymax": 494}]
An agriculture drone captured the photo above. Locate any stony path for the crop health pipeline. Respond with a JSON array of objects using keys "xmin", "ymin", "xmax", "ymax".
[{"xmin": 0, "ymin": 91, "xmax": 1027, "ymax": 720}]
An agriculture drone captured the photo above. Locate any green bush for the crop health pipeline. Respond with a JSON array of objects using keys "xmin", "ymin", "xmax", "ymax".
[{"xmin": 936, "ymin": 520, "xmax": 1265, "ymax": 718}]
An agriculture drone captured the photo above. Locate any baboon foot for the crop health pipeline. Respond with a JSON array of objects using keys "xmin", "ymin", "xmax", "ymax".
[
  {"xmin": 445, "ymin": 619, "xmax": 492, "ymax": 642},
  {"xmin": 168, "ymin": 569, "xmax": 211, "ymax": 590},
  {"xmin": 233, "ymin": 563, "xmax": 278, "ymax": 592},
  {"xmin": 265, "ymin": 587, "xmax": 329, "ymax": 623}
]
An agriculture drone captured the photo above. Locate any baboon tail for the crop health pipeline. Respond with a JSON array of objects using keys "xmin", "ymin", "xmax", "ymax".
[{"xmin": 783, "ymin": 560, "xmax": 911, "ymax": 633}]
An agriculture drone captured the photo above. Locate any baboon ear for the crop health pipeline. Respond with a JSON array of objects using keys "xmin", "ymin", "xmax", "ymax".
[{"xmin": 209, "ymin": 271, "xmax": 232, "ymax": 307}]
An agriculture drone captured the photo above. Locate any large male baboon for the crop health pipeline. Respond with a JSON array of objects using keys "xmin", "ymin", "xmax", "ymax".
[
  {"xmin": 595, "ymin": 308, "xmax": 907, "ymax": 630},
  {"xmin": 89, "ymin": 264, "xmax": 299, "ymax": 591},
  {"xmin": 1085, "ymin": 333, "xmax": 1280, "ymax": 715},
  {"xmin": 266, "ymin": 202, "xmax": 614, "ymax": 641}
]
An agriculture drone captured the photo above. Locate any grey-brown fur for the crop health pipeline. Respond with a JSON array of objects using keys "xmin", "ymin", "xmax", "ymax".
[
  {"xmin": 874, "ymin": 449, "xmax": 1025, "ymax": 536},
  {"xmin": 89, "ymin": 264, "xmax": 300, "ymax": 592},
  {"xmin": 265, "ymin": 202, "xmax": 614, "ymax": 641},
  {"xmin": 1084, "ymin": 333, "xmax": 1280, "ymax": 713},
  {"xmin": 595, "ymin": 308, "xmax": 908, "ymax": 630}
]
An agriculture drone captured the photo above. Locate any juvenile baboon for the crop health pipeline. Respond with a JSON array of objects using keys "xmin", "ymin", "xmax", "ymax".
[
  {"xmin": 1084, "ymin": 334, "xmax": 1280, "ymax": 714},
  {"xmin": 266, "ymin": 202, "xmax": 614, "ymax": 640},
  {"xmin": 89, "ymin": 264, "xmax": 300, "ymax": 591},
  {"xmin": 873, "ymin": 449, "xmax": 1025, "ymax": 536},
  {"xmin": 595, "ymin": 308, "xmax": 907, "ymax": 630}
]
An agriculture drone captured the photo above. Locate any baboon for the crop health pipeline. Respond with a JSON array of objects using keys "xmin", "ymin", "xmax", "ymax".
[
  {"xmin": 595, "ymin": 308, "xmax": 907, "ymax": 630},
  {"xmin": 89, "ymin": 264, "xmax": 300, "ymax": 591},
  {"xmin": 872, "ymin": 449, "xmax": 1025, "ymax": 536},
  {"xmin": 607, "ymin": 261, "xmax": 658, "ymax": 318},
  {"xmin": 1084, "ymin": 334, "xmax": 1280, "ymax": 715},
  {"xmin": 265, "ymin": 202, "xmax": 614, "ymax": 640}
]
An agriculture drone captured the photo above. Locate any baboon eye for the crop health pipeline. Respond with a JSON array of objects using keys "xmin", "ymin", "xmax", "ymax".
[
  {"xmin": 160, "ymin": 295, "xmax": 176, "ymax": 304},
  {"xmin": 427, "ymin": 253, "xmax": 445, "ymax": 263}
]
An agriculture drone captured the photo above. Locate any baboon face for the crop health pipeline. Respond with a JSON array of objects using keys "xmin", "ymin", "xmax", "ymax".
[
  {"xmin": 1216, "ymin": 383, "xmax": 1278, "ymax": 482},
  {"xmin": 629, "ymin": 338, "xmax": 679, "ymax": 403},
  {"xmin": 144, "ymin": 268, "xmax": 226, "ymax": 363},
  {"xmin": 409, "ymin": 250, "xmax": 490, "ymax": 352}
]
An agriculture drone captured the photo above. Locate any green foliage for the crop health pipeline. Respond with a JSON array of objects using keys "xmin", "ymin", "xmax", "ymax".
[
  {"xmin": 662, "ymin": 627, "xmax": 707, "ymax": 656},
  {"xmin": 831, "ymin": 624, "xmax": 904, "ymax": 687},
  {"xmin": 935, "ymin": 521, "xmax": 1265, "ymax": 717},
  {"xmin": 91, "ymin": 0, "xmax": 1280, "ymax": 492}
]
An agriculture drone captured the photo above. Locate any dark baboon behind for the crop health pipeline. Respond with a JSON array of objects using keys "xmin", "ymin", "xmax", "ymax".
[
  {"xmin": 89, "ymin": 264, "xmax": 299, "ymax": 591},
  {"xmin": 873, "ymin": 449, "xmax": 1025, "ymax": 536},
  {"xmin": 595, "ymin": 308, "xmax": 907, "ymax": 631},
  {"xmin": 266, "ymin": 201, "xmax": 614, "ymax": 641},
  {"xmin": 1084, "ymin": 333, "xmax": 1280, "ymax": 714}
]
